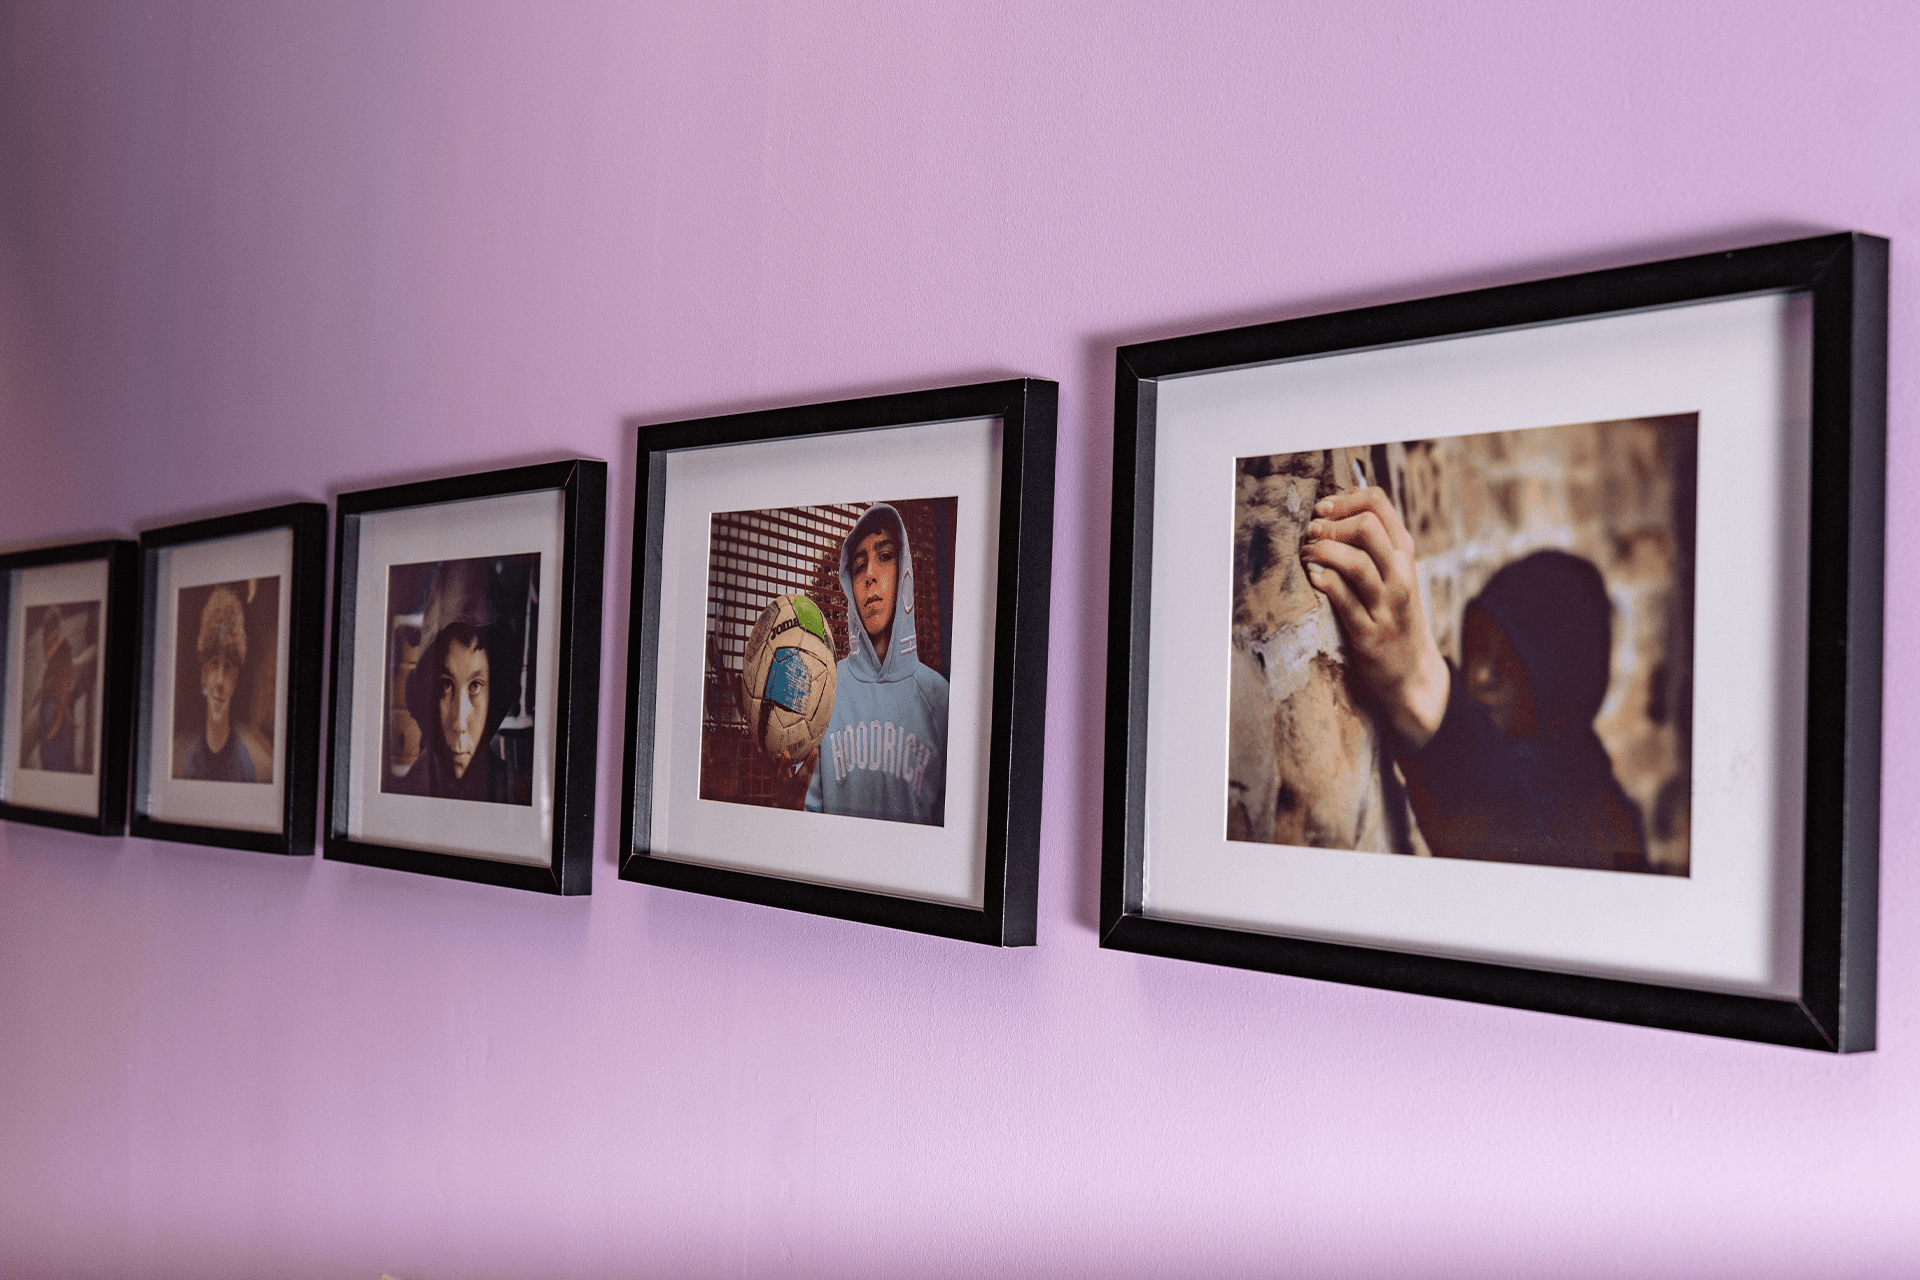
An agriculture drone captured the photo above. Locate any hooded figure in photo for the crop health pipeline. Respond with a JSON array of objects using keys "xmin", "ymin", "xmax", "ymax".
[
  {"xmin": 1302, "ymin": 481, "xmax": 1653, "ymax": 872},
  {"xmin": 393, "ymin": 559, "xmax": 531, "ymax": 805},
  {"xmin": 1399, "ymin": 551, "xmax": 1649, "ymax": 872},
  {"xmin": 805, "ymin": 503, "xmax": 949, "ymax": 826}
]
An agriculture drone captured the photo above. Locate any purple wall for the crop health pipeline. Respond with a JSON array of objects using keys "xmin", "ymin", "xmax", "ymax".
[{"xmin": 1, "ymin": 3, "xmax": 1915, "ymax": 1275}]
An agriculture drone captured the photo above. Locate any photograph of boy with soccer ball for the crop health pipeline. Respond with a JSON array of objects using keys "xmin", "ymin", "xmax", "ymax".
[{"xmin": 699, "ymin": 497, "xmax": 957, "ymax": 826}]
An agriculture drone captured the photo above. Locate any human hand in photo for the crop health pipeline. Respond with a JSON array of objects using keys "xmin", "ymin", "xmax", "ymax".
[
  {"xmin": 772, "ymin": 747, "xmax": 819, "ymax": 809},
  {"xmin": 1300, "ymin": 486, "xmax": 1451, "ymax": 752}
]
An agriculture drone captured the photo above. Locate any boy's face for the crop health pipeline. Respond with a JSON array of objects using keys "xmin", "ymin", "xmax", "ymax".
[
  {"xmin": 201, "ymin": 647, "xmax": 240, "ymax": 737},
  {"xmin": 850, "ymin": 529, "xmax": 899, "ymax": 641},
  {"xmin": 1461, "ymin": 606, "xmax": 1536, "ymax": 740},
  {"xmin": 437, "ymin": 638, "xmax": 490, "ymax": 778}
]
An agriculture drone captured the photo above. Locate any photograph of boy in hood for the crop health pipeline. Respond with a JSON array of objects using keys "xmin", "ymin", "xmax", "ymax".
[
  {"xmin": 1303, "ymin": 495, "xmax": 1651, "ymax": 873},
  {"xmin": 803, "ymin": 503, "xmax": 950, "ymax": 826},
  {"xmin": 383, "ymin": 554, "xmax": 538, "ymax": 806},
  {"xmin": 697, "ymin": 498, "xmax": 956, "ymax": 820},
  {"xmin": 1230, "ymin": 416, "xmax": 1693, "ymax": 874}
]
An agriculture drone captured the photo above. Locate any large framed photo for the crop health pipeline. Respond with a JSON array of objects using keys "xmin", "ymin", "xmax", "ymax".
[
  {"xmin": 130, "ymin": 503, "xmax": 327, "ymax": 855},
  {"xmin": 622, "ymin": 379, "xmax": 1056, "ymax": 945},
  {"xmin": 326, "ymin": 460, "xmax": 607, "ymax": 894},
  {"xmin": 1104, "ymin": 234, "xmax": 1886, "ymax": 1050},
  {"xmin": 0, "ymin": 539, "xmax": 139, "ymax": 835}
]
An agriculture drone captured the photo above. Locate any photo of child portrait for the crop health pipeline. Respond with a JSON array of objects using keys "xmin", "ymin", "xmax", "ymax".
[
  {"xmin": 18, "ymin": 601, "xmax": 100, "ymax": 775},
  {"xmin": 699, "ymin": 497, "xmax": 957, "ymax": 827},
  {"xmin": 381, "ymin": 554, "xmax": 540, "ymax": 806},
  {"xmin": 170, "ymin": 578, "xmax": 279, "ymax": 783}
]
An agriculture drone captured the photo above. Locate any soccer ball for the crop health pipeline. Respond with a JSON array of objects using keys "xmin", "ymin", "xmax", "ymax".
[{"xmin": 739, "ymin": 593, "xmax": 838, "ymax": 761}]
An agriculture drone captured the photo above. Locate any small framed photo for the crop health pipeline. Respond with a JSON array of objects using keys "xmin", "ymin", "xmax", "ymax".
[
  {"xmin": 130, "ymin": 503, "xmax": 328, "ymax": 855},
  {"xmin": 1104, "ymin": 233, "xmax": 1886, "ymax": 1050},
  {"xmin": 0, "ymin": 539, "xmax": 139, "ymax": 835},
  {"xmin": 325, "ymin": 460, "xmax": 607, "ymax": 894},
  {"xmin": 622, "ymin": 379, "xmax": 1056, "ymax": 945}
]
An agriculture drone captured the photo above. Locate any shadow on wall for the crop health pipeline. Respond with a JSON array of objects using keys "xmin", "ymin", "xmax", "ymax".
[{"xmin": 1228, "ymin": 415, "xmax": 1697, "ymax": 874}]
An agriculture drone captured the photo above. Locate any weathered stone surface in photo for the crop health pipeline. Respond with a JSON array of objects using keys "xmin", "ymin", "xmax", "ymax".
[{"xmin": 1228, "ymin": 447, "xmax": 1414, "ymax": 855}]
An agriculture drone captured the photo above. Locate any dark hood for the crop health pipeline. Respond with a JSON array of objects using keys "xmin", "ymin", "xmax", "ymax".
[
  {"xmin": 404, "ymin": 558, "xmax": 523, "ymax": 753},
  {"xmin": 837, "ymin": 503, "xmax": 922, "ymax": 684},
  {"xmin": 1467, "ymin": 550, "xmax": 1613, "ymax": 733}
]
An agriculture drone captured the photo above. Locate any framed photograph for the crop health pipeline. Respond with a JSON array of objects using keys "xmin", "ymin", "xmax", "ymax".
[
  {"xmin": 129, "ymin": 503, "xmax": 328, "ymax": 855},
  {"xmin": 325, "ymin": 460, "xmax": 606, "ymax": 894},
  {"xmin": 1103, "ymin": 233, "xmax": 1886, "ymax": 1050},
  {"xmin": 622, "ymin": 378, "xmax": 1056, "ymax": 945},
  {"xmin": 0, "ymin": 539, "xmax": 139, "ymax": 835}
]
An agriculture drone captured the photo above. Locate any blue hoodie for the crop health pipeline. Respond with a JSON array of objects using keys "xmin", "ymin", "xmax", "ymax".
[{"xmin": 805, "ymin": 503, "xmax": 949, "ymax": 825}]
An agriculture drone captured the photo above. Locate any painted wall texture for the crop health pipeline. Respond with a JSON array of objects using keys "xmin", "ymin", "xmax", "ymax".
[{"xmin": 1, "ymin": 2, "xmax": 1915, "ymax": 1276}]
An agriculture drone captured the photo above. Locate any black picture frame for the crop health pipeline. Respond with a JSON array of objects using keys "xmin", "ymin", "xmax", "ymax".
[
  {"xmin": 621, "ymin": 378, "xmax": 1056, "ymax": 946},
  {"xmin": 325, "ymin": 460, "xmax": 606, "ymax": 894},
  {"xmin": 129, "ymin": 502, "xmax": 328, "ymax": 856},
  {"xmin": 1103, "ymin": 233, "xmax": 1886, "ymax": 1051},
  {"xmin": 0, "ymin": 538, "xmax": 139, "ymax": 836}
]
